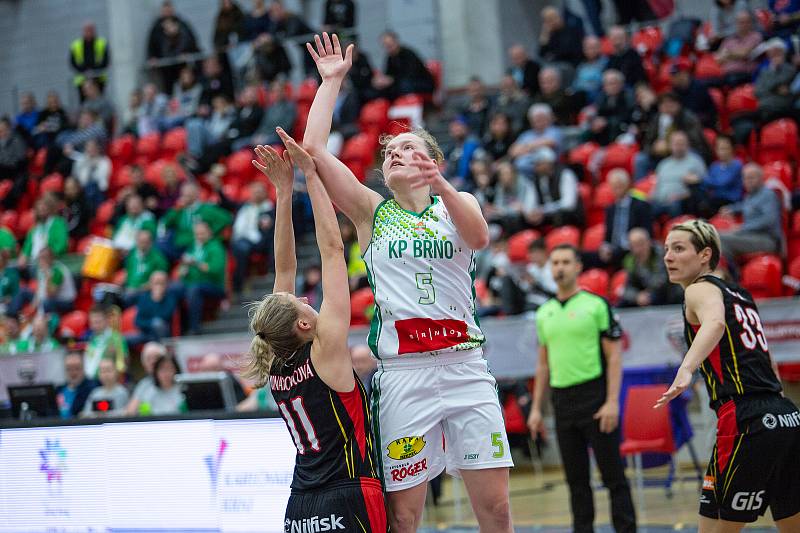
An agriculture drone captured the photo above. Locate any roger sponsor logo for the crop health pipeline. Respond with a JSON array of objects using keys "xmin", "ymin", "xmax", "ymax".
[
  {"xmin": 386, "ymin": 436, "xmax": 426, "ymax": 460},
  {"xmin": 390, "ymin": 457, "xmax": 428, "ymax": 482},
  {"xmin": 284, "ymin": 514, "xmax": 345, "ymax": 532},
  {"xmin": 731, "ymin": 491, "xmax": 765, "ymax": 511}
]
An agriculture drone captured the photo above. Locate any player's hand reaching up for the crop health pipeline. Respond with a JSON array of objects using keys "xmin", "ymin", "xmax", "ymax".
[
  {"xmin": 307, "ymin": 32, "xmax": 353, "ymax": 81},
  {"xmin": 408, "ymin": 152, "xmax": 450, "ymax": 195},
  {"xmin": 252, "ymin": 144, "xmax": 293, "ymax": 194},
  {"xmin": 275, "ymin": 127, "xmax": 317, "ymax": 178},
  {"xmin": 654, "ymin": 364, "xmax": 693, "ymax": 408}
]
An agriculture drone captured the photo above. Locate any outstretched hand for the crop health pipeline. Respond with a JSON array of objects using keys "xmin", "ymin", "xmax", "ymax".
[
  {"xmin": 275, "ymin": 127, "xmax": 317, "ymax": 178},
  {"xmin": 408, "ymin": 152, "xmax": 449, "ymax": 194},
  {"xmin": 252, "ymin": 144, "xmax": 293, "ymax": 194},
  {"xmin": 654, "ymin": 365, "xmax": 693, "ymax": 409},
  {"xmin": 306, "ymin": 32, "xmax": 353, "ymax": 81}
]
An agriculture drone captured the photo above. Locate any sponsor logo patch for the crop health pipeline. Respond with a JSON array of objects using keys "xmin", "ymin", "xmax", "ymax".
[
  {"xmin": 762, "ymin": 413, "xmax": 777, "ymax": 430},
  {"xmin": 390, "ymin": 458, "xmax": 428, "ymax": 482},
  {"xmin": 732, "ymin": 491, "xmax": 765, "ymax": 511},
  {"xmin": 464, "ymin": 453, "xmax": 479, "ymax": 461},
  {"xmin": 387, "ymin": 436, "xmax": 426, "ymax": 460},
  {"xmin": 703, "ymin": 476, "xmax": 715, "ymax": 491},
  {"xmin": 285, "ymin": 514, "xmax": 345, "ymax": 532},
  {"xmin": 395, "ymin": 318, "xmax": 469, "ymax": 354}
]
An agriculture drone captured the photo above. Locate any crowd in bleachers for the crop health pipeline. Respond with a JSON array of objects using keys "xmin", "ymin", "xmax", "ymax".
[{"xmin": 2, "ymin": 0, "xmax": 800, "ymax": 418}]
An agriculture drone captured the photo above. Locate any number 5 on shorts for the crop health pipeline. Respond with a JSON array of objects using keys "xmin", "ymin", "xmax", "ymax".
[
  {"xmin": 491, "ymin": 432, "xmax": 504, "ymax": 458},
  {"xmin": 415, "ymin": 272, "xmax": 436, "ymax": 304}
]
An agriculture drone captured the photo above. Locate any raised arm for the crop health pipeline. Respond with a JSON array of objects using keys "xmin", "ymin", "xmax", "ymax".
[
  {"xmin": 252, "ymin": 144, "xmax": 296, "ymax": 294},
  {"xmin": 303, "ymin": 33, "xmax": 383, "ymax": 230},
  {"xmin": 278, "ymin": 128, "xmax": 354, "ymax": 393}
]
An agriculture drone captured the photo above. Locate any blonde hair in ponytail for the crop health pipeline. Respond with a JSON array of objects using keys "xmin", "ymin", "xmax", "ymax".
[{"xmin": 243, "ymin": 293, "xmax": 303, "ymax": 387}]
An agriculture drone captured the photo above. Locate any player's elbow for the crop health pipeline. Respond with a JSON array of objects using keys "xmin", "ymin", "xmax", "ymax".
[
  {"xmin": 467, "ymin": 231, "xmax": 490, "ymax": 250},
  {"xmin": 302, "ymin": 139, "xmax": 325, "ymax": 155}
]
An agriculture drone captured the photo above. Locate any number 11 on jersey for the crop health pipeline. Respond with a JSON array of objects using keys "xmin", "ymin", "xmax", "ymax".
[{"xmin": 415, "ymin": 272, "xmax": 436, "ymax": 304}]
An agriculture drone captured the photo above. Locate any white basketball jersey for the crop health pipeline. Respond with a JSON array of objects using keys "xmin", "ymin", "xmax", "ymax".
[{"xmin": 362, "ymin": 197, "xmax": 485, "ymax": 360}]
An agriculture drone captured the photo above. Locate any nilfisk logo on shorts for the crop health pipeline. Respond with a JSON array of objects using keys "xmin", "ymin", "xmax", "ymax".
[
  {"xmin": 284, "ymin": 514, "xmax": 345, "ymax": 532},
  {"xmin": 762, "ymin": 413, "xmax": 777, "ymax": 429},
  {"xmin": 386, "ymin": 436, "xmax": 426, "ymax": 460},
  {"xmin": 762, "ymin": 411, "xmax": 800, "ymax": 429}
]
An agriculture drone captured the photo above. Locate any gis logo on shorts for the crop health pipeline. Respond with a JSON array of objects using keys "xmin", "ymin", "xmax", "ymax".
[{"xmin": 386, "ymin": 436, "xmax": 426, "ymax": 460}]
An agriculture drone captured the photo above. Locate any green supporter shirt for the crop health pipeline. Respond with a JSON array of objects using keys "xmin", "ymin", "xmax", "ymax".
[
  {"xmin": 182, "ymin": 239, "xmax": 226, "ymax": 289},
  {"xmin": 0, "ymin": 266, "xmax": 20, "ymax": 302},
  {"xmin": 0, "ymin": 227, "xmax": 17, "ymax": 256},
  {"xmin": 159, "ymin": 203, "xmax": 232, "ymax": 249},
  {"xmin": 85, "ymin": 328, "xmax": 129, "ymax": 378},
  {"xmin": 22, "ymin": 216, "xmax": 69, "ymax": 259},
  {"xmin": 535, "ymin": 290, "xmax": 622, "ymax": 389},
  {"xmin": 125, "ymin": 248, "xmax": 169, "ymax": 289}
]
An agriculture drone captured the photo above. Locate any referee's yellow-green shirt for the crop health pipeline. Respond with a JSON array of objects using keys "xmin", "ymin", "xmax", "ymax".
[{"xmin": 535, "ymin": 291, "xmax": 622, "ymax": 388}]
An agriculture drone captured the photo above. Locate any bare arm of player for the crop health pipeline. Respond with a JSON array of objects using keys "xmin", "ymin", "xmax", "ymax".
[
  {"xmin": 278, "ymin": 128, "xmax": 355, "ymax": 393},
  {"xmin": 253, "ymin": 144, "xmax": 296, "ymax": 294},
  {"xmin": 527, "ymin": 345, "xmax": 550, "ymax": 437},
  {"xmin": 655, "ymin": 282, "xmax": 726, "ymax": 408},
  {"xmin": 408, "ymin": 152, "xmax": 490, "ymax": 250},
  {"xmin": 302, "ymin": 32, "xmax": 383, "ymax": 232},
  {"xmin": 594, "ymin": 338, "xmax": 622, "ymax": 433}
]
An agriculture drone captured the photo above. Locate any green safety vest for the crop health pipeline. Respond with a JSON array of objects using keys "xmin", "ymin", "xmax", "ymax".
[{"xmin": 71, "ymin": 37, "xmax": 108, "ymax": 86}]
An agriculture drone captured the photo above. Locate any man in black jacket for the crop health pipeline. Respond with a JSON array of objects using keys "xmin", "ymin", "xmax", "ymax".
[
  {"xmin": 605, "ymin": 26, "xmax": 647, "ymax": 87},
  {"xmin": 508, "ymin": 44, "xmax": 541, "ymax": 96},
  {"xmin": 599, "ymin": 168, "xmax": 653, "ymax": 267},
  {"xmin": 56, "ymin": 351, "xmax": 99, "ymax": 419},
  {"xmin": 539, "ymin": 7, "xmax": 584, "ymax": 66},
  {"xmin": 374, "ymin": 31, "xmax": 434, "ymax": 100}
]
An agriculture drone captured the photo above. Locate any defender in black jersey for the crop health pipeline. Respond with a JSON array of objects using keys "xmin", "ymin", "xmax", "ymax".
[
  {"xmin": 659, "ymin": 220, "xmax": 800, "ymax": 532},
  {"xmin": 246, "ymin": 133, "xmax": 387, "ymax": 532}
]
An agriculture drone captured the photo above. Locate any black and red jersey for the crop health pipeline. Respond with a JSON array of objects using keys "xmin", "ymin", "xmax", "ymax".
[
  {"xmin": 270, "ymin": 342, "xmax": 380, "ymax": 491},
  {"xmin": 684, "ymin": 275, "xmax": 782, "ymax": 412}
]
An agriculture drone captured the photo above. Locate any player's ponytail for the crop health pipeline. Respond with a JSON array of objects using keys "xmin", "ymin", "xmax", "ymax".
[{"xmin": 243, "ymin": 294, "xmax": 302, "ymax": 387}]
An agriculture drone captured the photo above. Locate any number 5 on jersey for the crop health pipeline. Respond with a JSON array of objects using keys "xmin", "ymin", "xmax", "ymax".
[{"xmin": 416, "ymin": 272, "xmax": 436, "ymax": 305}]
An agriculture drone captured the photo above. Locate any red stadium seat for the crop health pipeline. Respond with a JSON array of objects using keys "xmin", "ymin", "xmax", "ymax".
[
  {"xmin": 109, "ymin": 135, "xmax": 136, "ymax": 164},
  {"xmin": 227, "ymin": 150, "xmax": 257, "ymax": 181},
  {"xmin": 709, "ymin": 88, "xmax": 728, "ymax": 132},
  {"xmin": 30, "ymin": 148, "xmax": 47, "ymax": 176},
  {"xmin": 292, "ymin": 101, "xmax": 312, "ymax": 139},
  {"xmin": 581, "ymin": 224, "xmax": 606, "ymax": 252},
  {"xmin": 703, "ymin": 128, "xmax": 717, "ymax": 150},
  {"xmin": 161, "ymin": 127, "xmax": 187, "ymax": 156},
  {"xmin": 633, "ymin": 173, "xmax": 657, "ymax": 198},
  {"xmin": 358, "ymin": 98, "xmax": 391, "ymax": 137},
  {"xmin": 121, "ymin": 307, "xmax": 139, "ymax": 334},
  {"xmin": 341, "ymin": 133, "xmax": 377, "ymax": 168},
  {"xmin": 59, "ymin": 310, "xmax": 89, "ymax": 339},
  {"xmin": 741, "ymin": 254, "xmax": 783, "ymax": 299},
  {"xmin": 599, "ymin": 143, "xmax": 638, "ymax": 180},
  {"xmin": 112, "ymin": 269, "xmax": 127, "ymax": 286},
  {"xmin": 587, "ymin": 182, "xmax": 615, "ymax": 226},
  {"xmin": 568, "ymin": 142, "xmax": 600, "ymax": 180},
  {"xmin": 296, "ymin": 79, "xmax": 319, "ymax": 104},
  {"xmin": 631, "ymin": 26, "xmax": 663, "ymax": 57},
  {"xmin": 578, "ymin": 268, "xmax": 609, "ymax": 298},
  {"xmin": 17, "ymin": 209, "xmax": 35, "ymax": 238},
  {"xmin": 110, "ymin": 165, "xmax": 134, "ymax": 194},
  {"xmin": 694, "ymin": 54, "xmax": 723, "ymax": 81},
  {"xmin": 545, "ymin": 226, "xmax": 580, "ymax": 251},
  {"xmin": 709, "ymin": 213, "xmax": 738, "ymax": 232},
  {"xmin": 610, "ymin": 270, "xmax": 628, "ymax": 305},
  {"xmin": 726, "ymin": 84, "xmax": 758, "ymax": 118},
  {"xmin": 762, "ymin": 160, "xmax": 795, "ymax": 189},
  {"xmin": 96, "ymin": 200, "xmax": 116, "ymax": 224},
  {"xmin": 474, "ymin": 278, "xmax": 489, "ymax": 305},
  {"xmin": 660, "ymin": 215, "xmax": 694, "ymax": 240},
  {"xmin": 0, "ymin": 210, "xmax": 18, "ymax": 237},
  {"xmin": 507, "ymin": 229, "xmax": 541, "ymax": 263},
  {"xmin": 387, "ymin": 117, "xmax": 411, "ymax": 136},
  {"xmin": 755, "ymin": 8, "xmax": 773, "ymax": 31},
  {"xmin": 135, "ymin": 132, "xmax": 161, "ymax": 163},
  {"xmin": 350, "ymin": 287, "xmax": 374, "ymax": 327},
  {"xmin": 578, "ymin": 182, "xmax": 592, "ymax": 214},
  {"xmin": 0, "ymin": 181, "xmax": 12, "ymax": 203},
  {"xmin": 40, "ymin": 173, "xmax": 64, "ymax": 194},
  {"xmin": 758, "ymin": 119, "xmax": 799, "ymax": 165},
  {"xmin": 426, "ymin": 60, "xmax": 443, "ymax": 93},
  {"xmin": 600, "ymin": 36, "xmax": 614, "ymax": 56}
]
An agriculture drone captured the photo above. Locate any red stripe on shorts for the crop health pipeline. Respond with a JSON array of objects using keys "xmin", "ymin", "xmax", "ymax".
[
  {"xmin": 360, "ymin": 477, "xmax": 387, "ymax": 532},
  {"xmin": 716, "ymin": 401, "xmax": 738, "ymax": 473}
]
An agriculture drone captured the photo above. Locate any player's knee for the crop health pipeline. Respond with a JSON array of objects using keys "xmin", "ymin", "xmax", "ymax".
[
  {"xmin": 389, "ymin": 507, "xmax": 421, "ymax": 533},
  {"xmin": 479, "ymin": 497, "xmax": 512, "ymax": 526}
]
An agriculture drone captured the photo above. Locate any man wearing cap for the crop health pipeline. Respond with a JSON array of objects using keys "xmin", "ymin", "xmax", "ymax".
[
  {"xmin": 755, "ymin": 37, "xmax": 797, "ymax": 122},
  {"xmin": 669, "ymin": 59, "xmax": 717, "ymax": 129},
  {"xmin": 526, "ymin": 147, "xmax": 582, "ymax": 228}
]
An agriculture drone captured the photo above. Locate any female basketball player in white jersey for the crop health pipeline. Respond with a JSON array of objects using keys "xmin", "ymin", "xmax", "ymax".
[{"xmin": 301, "ymin": 33, "xmax": 513, "ymax": 532}]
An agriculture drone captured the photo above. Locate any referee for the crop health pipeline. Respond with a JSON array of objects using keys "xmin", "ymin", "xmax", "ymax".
[{"xmin": 528, "ymin": 244, "xmax": 636, "ymax": 533}]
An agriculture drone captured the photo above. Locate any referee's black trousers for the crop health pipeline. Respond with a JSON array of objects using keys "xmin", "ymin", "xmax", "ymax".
[{"xmin": 552, "ymin": 378, "xmax": 636, "ymax": 533}]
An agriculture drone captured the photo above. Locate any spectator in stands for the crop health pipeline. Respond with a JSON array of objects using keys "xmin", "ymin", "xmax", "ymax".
[
  {"xmin": 606, "ymin": 26, "xmax": 647, "ymax": 87},
  {"xmin": 69, "ymin": 22, "xmax": 110, "ymax": 97},
  {"xmin": 128, "ymin": 164, "xmax": 161, "ymax": 214},
  {"xmin": 130, "ymin": 270, "xmax": 178, "ymax": 345},
  {"xmin": 80, "ymin": 79, "xmax": 115, "ymax": 131},
  {"xmin": 127, "ymin": 354, "xmax": 184, "ymax": 415},
  {"xmin": 213, "ymin": 0, "xmax": 245, "ymax": 51},
  {"xmin": 125, "ymin": 341, "xmax": 166, "ymax": 415},
  {"xmin": 754, "ymin": 37, "xmax": 797, "ymax": 123},
  {"xmin": 630, "ymin": 82, "xmax": 658, "ymax": 136},
  {"xmin": 296, "ymin": 264, "xmax": 323, "ymax": 312},
  {"xmin": 196, "ymin": 352, "xmax": 247, "ymax": 402},
  {"xmin": 527, "ymin": 147, "xmax": 581, "ymax": 228},
  {"xmin": 510, "ymin": 104, "xmax": 563, "ymax": 176},
  {"xmin": 48, "ymin": 109, "xmax": 107, "ymax": 176},
  {"xmin": 323, "ymin": 0, "xmax": 355, "ymax": 33},
  {"xmin": 651, "ymin": 130, "xmax": 708, "ymax": 217},
  {"xmin": 596, "ymin": 168, "xmax": 653, "ymax": 268},
  {"xmin": 338, "ymin": 216, "xmax": 367, "ymax": 291},
  {"xmin": 113, "ymin": 195, "xmax": 157, "ymax": 252},
  {"xmin": 768, "ymin": 0, "xmax": 800, "ymax": 38},
  {"xmin": 619, "ymin": 227, "xmax": 677, "ymax": 307},
  {"xmin": 573, "ymin": 36, "xmax": 608, "ymax": 103},
  {"xmin": 32, "ymin": 91, "xmax": 69, "ymax": 149},
  {"xmin": 0, "ymin": 226, "xmax": 15, "ymax": 256},
  {"xmin": 199, "ymin": 55, "xmax": 235, "ymax": 111},
  {"xmin": 252, "ymin": 32, "xmax": 292, "ymax": 83},
  {"xmin": 242, "ymin": 0, "xmax": 272, "ymax": 42},
  {"xmin": 184, "ymin": 94, "xmax": 236, "ymax": 163},
  {"xmin": 164, "ymin": 66, "xmax": 203, "ymax": 130},
  {"xmin": 15, "ymin": 92, "xmax": 39, "ymax": 143},
  {"xmin": 533, "ymin": 67, "xmax": 580, "ymax": 126},
  {"xmin": 497, "ymin": 237, "xmax": 558, "ymax": 314},
  {"xmin": 508, "ymin": 45, "xmax": 540, "ymax": 96},
  {"xmin": 68, "ymin": 138, "xmax": 111, "ymax": 208},
  {"xmin": 146, "ymin": 0, "xmax": 201, "ymax": 92},
  {"xmin": 246, "ymin": 81, "xmax": 297, "ymax": 147},
  {"xmin": 459, "ymin": 77, "xmax": 493, "ymax": 138},
  {"xmin": 492, "ymin": 75, "xmax": 531, "ymax": 135},
  {"xmin": 700, "ymin": 134, "xmax": 743, "ymax": 216},
  {"xmin": 669, "ymin": 61, "xmax": 718, "ymax": 128},
  {"xmin": 124, "ymin": 230, "xmax": 169, "ymax": 303},
  {"xmin": 84, "ymin": 304, "xmax": 128, "ymax": 379},
  {"xmin": 136, "ymin": 83, "xmax": 169, "ymax": 137},
  {"xmin": 590, "ymin": 69, "xmax": 635, "ymax": 145},
  {"xmin": 81, "ymin": 358, "xmax": 129, "ymax": 417},
  {"xmin": 708, "ymin": 0, "xmax": 749, "ymax": 47},
  {"xmin": 56, "ymin": 351, "xmax": 99, "ymax": 418},
  {"xmin": 0, "ymin": 116, "xmax": 29, "ymax": 210},
  {"xmin": 269, "ymin": 0, "xmax": 316, "ymax": 74},
  {"xmin": 0, "ymin": 250, "xmax": 19, "ymax": 315},
  {"xmin": 19, "ymin": 194, "xmax": 69, "ymax": 269},
  {"xmin": 183, "ymin": 86, "xmax": 263, "ymax": 175},
  {"xmin": 14, "ymin": 314, "xmax": 59, "ymax": 353},
  {"xmin": 0, "ymin": 313, "xmax": 21, "ymax": 353},
  {"xmin": 230, "ymin": 182, "xmax": 275, "ymax": 296},
  {"xmin": 174, "ymin": 221, "xmax": 227, "ymax": 335},
  {"xmin": 482, "ymin": 112, "xmax": 517, "ymax": 161},
  {"xmin": 718, "ymin": 163, "xmax": 783, "ymax": 259},
  {"xmin": 443, "ymin": 116, "xmax": 480, "ymax": 189},
  {"xmin": 374, "ymin": 30, "xmax": 435, "ymax": 100},
  {"xmin": 634, "ymin": 92, "xmax": 710, "ymax": 180},
  {"xmin": 9, "ymin": 246, "xmax": 76, "ymax": 316},
  {"xmin": 538, "ymin": 6, "xmax": 584, "ymax": 66},
  {"xmin": 61, "ymin": 177, "xmax": 91, "ymax": 240},
  {"xmin": 489, "ymin": 160, "xmax": 535, "ymax": 235},
  {"xmin": 348, "ymin": 43, "xmax": 378, "ymax": 104},
  {"xmin": 716, "ymin": 10, "xmax": 762, "ymax": 87},
  {"xmin": 156, "ymin": 163, "xmax": 182, "ymax": 215},
  {"xmin": 157, "ymin": 181, "xmax": 232, "ymax": 261},
  {"xmin": 122, "ymin": 89, "xmax": 143, "ymax": 136}
]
